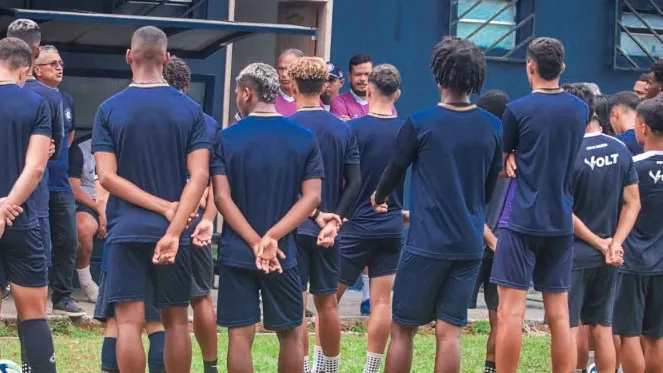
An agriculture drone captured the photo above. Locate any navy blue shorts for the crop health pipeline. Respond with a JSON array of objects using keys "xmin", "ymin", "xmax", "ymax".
[
  {"xmin": 38, "ymin": 217, "xmax": 51, "ymax": 267},
  {"xmin": 470, "ymin": 258, "xmax": 499, "ymax": 311},
  {"xmin": 105, "ymin": 242, "xmax": 192, "ymax": 309},
  {"xmin": 569, "ymin": 265, "xmax": 616, "ymax": 328},
  {"xmin": 296, "ymin": 234, "xmax": 338, "ymax": 295},
  {"xmin": 217, "ymin": 263, "xmax": 302, "ymax": 331},
  {"xmin": 392, "ymin": 251, "xmax": 480, "ymax": 327},
  {"xmin": 613, "ymin": 273, "xmax": 663, "ymax": 339},
  {"xmin": 93, "ymin": 270, "xmax": 161, "ymax": 322},
  {"xmin": 76, "ymin": 204, "xmax": 99, "ymax": 224},
  {"xmin": 0, "ymin": 228, "xmax": 48, "ymax": 288},
  {"xmin": 338, "ymin": 236, "xmax": 401, "ymax": 286},
  {"xmin": 491, "ymin": 229, "xmax": 573, "ymax": 292}
]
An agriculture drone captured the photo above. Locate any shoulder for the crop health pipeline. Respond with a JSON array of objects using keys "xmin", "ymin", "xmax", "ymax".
[
  {"xmin": 331, "ymin": 93, "xmax": 350, "ymax": 105},
  {"xmin": 60, "ymin": 91, "xmax": 73, "ymax": 103},
  {"xmin": 634, "ymin": 151, "xmax": 657, "ymax": 163},
  {"xmin": 476, "ymin": 107, "xmax": 503, "ymax": 132}
]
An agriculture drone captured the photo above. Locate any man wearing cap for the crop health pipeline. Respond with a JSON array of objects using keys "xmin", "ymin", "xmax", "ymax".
[{"xmin": 321, "ymin": 62, "xmax": 344, "ymax": 111}]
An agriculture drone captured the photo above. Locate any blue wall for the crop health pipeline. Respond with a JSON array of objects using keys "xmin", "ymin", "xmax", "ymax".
[{"xmin": 330, "ymin": 0, "xmax": 643, "ymax": 117}]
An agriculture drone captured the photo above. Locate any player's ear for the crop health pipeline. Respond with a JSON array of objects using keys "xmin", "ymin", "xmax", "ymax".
[
  {"xmin": 560, "ymin": 63, "xmax": 566, "ymax": 75},
  {"xmin": 126, "ymin": 49, "xmax": 132, "ymax": 65},
  {"xmin": 394, "ymin": 89, "xmax": 401, "ymax": 102},
  {"xmin": 164, "ymin": 52, "xmax": 171, "ymax": 67}
]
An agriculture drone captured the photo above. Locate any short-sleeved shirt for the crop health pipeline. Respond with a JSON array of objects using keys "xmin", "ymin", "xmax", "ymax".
[
  {"xmin": 275, "ymin": 89, "xmax": 297, "ymax": 117},
  {"xmin": 210, "ymin": 115, "xmax": 324, "ymax": 270},
  {"xmin": 68, "ymin": 134, "xmax": 96, "ymax": 200},
  {"xmin": 391, "ymin": 104, "xmax": 503, "ymax": 260},
  {"xmin": 342, "ymin": 115, "xmax": 405, "ymax": 239},
  {"xmin": 91, "ymin": 85, "xmax": 210, "ymax": 245},
  {"xmin": 502, "ymin": 91, "xmax": 588, "ymax": 236},
  {"xmin": 621, "ymin": 151, "xmax": 663, "ymax": 275},
  {"xmin": 571, "ymin": 132, "xmax": 639, "ymax": 269},
  {"xmin": 45, "ymin": 90, "xmax": 75, "ymax": 192},
  {"xmin": 330, "ymin": 91, "xmax": 397, "ymax": 120},
  {"xmin": 25, "ymin": 79, "xmax": 65, "ymax": 216},
  {"xmin": 0, "ymin": 83, "xmax": 52, "ymax": 230},
  {"xmin": 289, "ymin": 109, "xmax": 360, "ymax": 236},
  {"xmin": 616, "ymin": 128, "xmax": 644, "ymax": 156}
]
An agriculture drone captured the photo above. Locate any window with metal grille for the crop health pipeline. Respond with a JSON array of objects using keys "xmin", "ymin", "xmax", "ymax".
[
  {"xmin": 614, "ymin": 0, "xmax": 663, "ymax": 70},
  {"xmin": 449, "ymin": 0, "xmax": 536, "ymax": 61}
]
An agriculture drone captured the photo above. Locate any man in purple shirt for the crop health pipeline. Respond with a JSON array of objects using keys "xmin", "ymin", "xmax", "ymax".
[
  {"xmin": 331, "ymin": 53, "xmax": 396, "ymax": 120},
  {"xmin": 275, "ymin": 48, "xmax": 305, "ymax": 116}
]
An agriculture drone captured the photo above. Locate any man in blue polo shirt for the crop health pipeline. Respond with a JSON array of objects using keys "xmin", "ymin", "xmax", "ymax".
[
  {"xmin": 492, "ymin": 38, "xmax": 588, "ymax": 373},
  {"xmin": 92, "ymin": 26, "xmax": 210, "ymax": 373},
  {"xmin": 613, "ymin": 97, "xmax": 663, "ymax": 373},
  {"xmin": 212, "ymin": 62, "xmax": 323, "ymax": 373},
  {"xmin": 373, "ymin": 36, "xmax": 502, "ymax": 373}
]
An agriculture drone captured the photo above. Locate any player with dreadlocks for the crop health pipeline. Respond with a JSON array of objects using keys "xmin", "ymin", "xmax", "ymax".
[{"xmin": 372, "ymin": 36, "xmax": 502, "ymax": 373}]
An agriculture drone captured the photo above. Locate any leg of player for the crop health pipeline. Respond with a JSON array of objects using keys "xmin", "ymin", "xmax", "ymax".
[
  {"xmin": 364, "ymin": 275, "xmax": 394, "ymax": 373},
  {"xmin": 115, "ymin": 301, "xmax": 148, "ymax": 372},
  {"xmin": 277, "ymin": 326, "xmax": 305, "ymax": 373},
  {"xmin": 486, "ymin": 308, "xmax": 497, "ymax": 372},
  {"xmin": 13, "ymin": 284, "xmax": 56, "ymax": 373},
  {"xmin": 161, "ymin": 306, "xmax": 192, "ymax": 372},
  {"xmin": 575, "ymin": 326, "xmax": 589, "ymax": 371},
  {"xmin": 434, "ymin": 320, "xmax": 462, "ymax": 373},
  {"xmin": 620, "ymin": 337, "xmax": 645, "ymax": 372},
  {"xmin": 589, "ymin": 325, "xmax": 616, "ymax": 372},
  {"xmin": 642, "ymin": 337, "xmax": 663, "ymax": 372},
  {"xmin": 543, "ymin": 292, "xmax": 574, "ymax": 373},
  {"xmin": 75, "ymin": 210, "xmax": 99, "ymax": 302},
  {"xmin": 227, "ymin": 326, "xmax": 257, "ymax": 372},
  {"xmin": 101, "ymin": 318, "xmax": 119, "ymax": 373},
  {"xmin": 191, "ymin": 295, "xmax": 218, "ymax": 372},
  {"xmin": 145, "ymin": 321, "xmax": 166, "ymax": 373},
  {"xmin": 314, "ymin": 293, "xmax": 341, "ymax": 373},
  {"xmin": 614, "ymin": 336, "xmax": 622, "ymax": 372},
  {"xmin": 301, "ymin": 294, "xmax": 311, "ymax": 373},
  {"xmin": 495, "ymin": 286, "xmax": 527, "ymax": 373},
  {"xmin": 383, "ymin": 324, "xmax": 418, "ymax": 373}
]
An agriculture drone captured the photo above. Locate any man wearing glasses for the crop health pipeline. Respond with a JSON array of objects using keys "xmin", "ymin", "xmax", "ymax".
[{"xmin": 34, "ymin": 45, "xmax": 88, "ymax": 314}]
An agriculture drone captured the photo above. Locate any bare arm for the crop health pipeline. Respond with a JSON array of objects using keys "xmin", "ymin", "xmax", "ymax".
[
  {"xmin": 483, "ymin": 224, "xmax": 498, "ymax": 252},
  {"xmin": 266, "ymin": 178, "xmax": 321, "ymax": 241},
  {"xmin": 69, "ymin": 177, "xmax": 97, "ymax": 210},
  {"xmin": 4, "ymin": 134, "xmax": 51, "ymax": 207},
  {"xmin": 95, "ymin": 152, "xmax": 172, "ymax": 217},
  {"xmin": 164, "ymin": 149, "xmax": 209, "ymax": 237},
  {"xmin": 573, "ymin": 214, "xmax": 609, "ymax": 254},
  {"xmin": 68, "ymin": 131, "xmax": 75, "ymax": 147},
  {"xmin": 212, "ymin": 174, "xmax": 261, "ymax": 247},
  {"xmin": 611, "ymin": 184, "xmax": 641, "ymax": 248},
  {"xmin": 201, "ymin": 182, "xmax": 217, "ymax": 221}
]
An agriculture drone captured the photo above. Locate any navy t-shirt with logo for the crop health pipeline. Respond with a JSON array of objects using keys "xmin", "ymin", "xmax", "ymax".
[
  {"xmin": 92, "ymin": 85, "xmax": 210, "ymax": 246},
  {"xmin": 25, "ymin": 79, "xmax": 64, "ymax": 217},
  {"xmin": 391, "ymin": 104, "xmax": 503, "ymax": 260},
  {"xmin": 210, "ymin": 115, "xmax": 324, "ymax": 270},
  {"xmin": 571, "ymin": 132, "xmax": 639, "ymax": 269},
  {"xmin": 622, "ymin": 151, "xmax": 663, "ymax": 275},
  {"xmin": 502, "ymin": 91, "xmax": 588, "ymax": 236},
  {"xmin": 0, "ymin": 83, "xmax": 52, "ymax": 230},
  {"xmin": 289, "ymin": 109, "xmax": 360, "ymax": 237},
  {"xmin": 342, "ymin": 115, "xmax": 405, "ymax": 239},
  {"xmin": 46, "ymin": 90, "xmax": 75, "ymax": 192}
]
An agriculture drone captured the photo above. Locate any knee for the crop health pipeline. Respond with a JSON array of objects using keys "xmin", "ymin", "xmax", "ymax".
[
  {"xmin": 277, "ymin": 327, "xmax": 303, "ymax": 345},
  {"xmin": 435, "ymin": 321, "xmax": 461, "ymax": 342},
  {"xmin": 76, "ymin": 222, "xmax": 95, "ymax": 249},
  {"xmin": 115, "ymin": 302, "xmax": 146, "ymax": 328},
  {"xmin": 314, "ymin": 294, "xmax": 338, "ymax": 314},
  {"xmin": 160, "ymin": 306, "xmax": 189, "ymax": 328},
  {"xmin": 390, "ymin": 323, "xmax": 417, "ymax": 341}
]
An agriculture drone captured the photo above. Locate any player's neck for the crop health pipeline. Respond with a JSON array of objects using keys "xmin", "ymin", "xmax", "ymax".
[
  {"xmin": 440, "ymin": 89, "xmax": 470, "ymax": 104},
  {"xmin": 295, "ymin": 94, "xmax": 322, "ymax": 109},
  {"xmin": 585, "ymin": 121, "xmax": 602, "ymax": 134},
  {"xmin": 351, "ymin": 87, "xmax": 366, "ymax": 99},
  {"xmin": 131, "ymin": 66, "xmax": 166, "ymax": 85},
  {"xmin": 250, "ymin": 102, "xmax": 278, "ymax": 115},
  {"xmin": 280, "ymin": 86, "xmax": 293, "ymax": 97},
  {"xmin": 368, "ymin": 98, "xmax": 395, "ymax": 116},
  {"xmin": 618, "ymin": 113, "xmax": 637, "ymax": 133},
  {"xmin": 644, "ymin": 136, "xmax": 663, "ymax": 152},
  {"xmin": 0, "ymin": 70, "xmax": 20, "ymax": 85},
  {"xmin": 531, "ymin": 77, "xmax": 560, "ymax": 91}
]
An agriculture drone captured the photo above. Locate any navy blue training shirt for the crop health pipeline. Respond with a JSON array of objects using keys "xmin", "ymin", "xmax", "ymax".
[
  {"xmin": 46, "ymin": 90, "xmax": 75, "ymax": 192},
  {"xmin": 91, "ymin": 85, "xmax": 210, "ymax": 245},
  {"xmin": 502, "ymin": 91, "xmax": 588, "ymax": 236},
  {"xmin": 391, "ymin": 104, "xmax": 502, "ymax": 260},
  {"xmin": 0, "ymin": 83, "xmax": 52, "ymax": 230},
  {"xmin": 616, "ymin": 129, "xmax": 644, "ymax": 156},
  {"xmin": 290, "ymin": 109, "xmax": 360, "ymax": 236},
  {"xmin": 210, "ymin": 115, "xmax": 324, "ymax": 270},
  {"xmin": 25, "ymin": 79, "xmax": 64, "ymax": 217},
  {"xmin": 343, "ymin": 115, "xmax": 405, "ymax": 239},
  {"xmin": 622, "ymin": 151, "xmax": 663, "ymax": 275},
  {"xmin": 571, "ymin": 132, "xmax": 639, "ymax": 269}
]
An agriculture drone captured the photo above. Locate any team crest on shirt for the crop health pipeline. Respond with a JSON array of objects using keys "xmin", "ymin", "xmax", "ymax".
[
  {"xmin": 64, "ymin": 108, "xmax": 72, "ymax": 122},
  {"xmin": 650, "ymin": 170, "xmax": 663, "ymax": 183}
]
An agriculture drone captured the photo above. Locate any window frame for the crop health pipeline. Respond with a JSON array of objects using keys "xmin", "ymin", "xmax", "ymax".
[{"xmin": 613, "ymin": 0, "xmax": 663, "ymax": 71}]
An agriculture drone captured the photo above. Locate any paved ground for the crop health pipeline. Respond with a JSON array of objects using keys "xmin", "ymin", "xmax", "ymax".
[{"xmin": 0, "ymin": 278, "xmax": 546, "ymax": 322}]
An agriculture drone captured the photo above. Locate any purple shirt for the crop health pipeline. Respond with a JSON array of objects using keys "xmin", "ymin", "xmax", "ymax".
[
  {"xmin": 275, "ymin": 89, "xmax": 297, "ymax": 116},
  {"xmin": 497, "ymin": 179, "xmax": 517, "ymax": 229},
  {"xmin": 330, "ymin": 91, "xmax": 397, "ymax": 120}
]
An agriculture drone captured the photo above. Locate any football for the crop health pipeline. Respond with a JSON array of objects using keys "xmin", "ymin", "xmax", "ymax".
[{"xmin": 0, "ymin": 360, "xmax": 21, "ymax": 373}]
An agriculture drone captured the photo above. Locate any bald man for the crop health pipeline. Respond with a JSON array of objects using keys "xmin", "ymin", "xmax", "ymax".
[{"xmin": 92, "ymin": 26, "xmax": 210, "ymax": 373}]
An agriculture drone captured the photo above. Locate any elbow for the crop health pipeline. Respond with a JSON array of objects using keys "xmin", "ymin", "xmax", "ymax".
[
  {"xmin": 190, "ymin": 168, "xmax": 210, "ymax": 187},
  {"xmin": 98, "ymin": 173, "xmax": 112, "ymax": 190},
  {"xmin": 309, "ymin": 191, "xmax": 321, "ymax": 208},
  {"xmin": 31, "ymin": 162, "xmax": 47, "ymax": 179}
]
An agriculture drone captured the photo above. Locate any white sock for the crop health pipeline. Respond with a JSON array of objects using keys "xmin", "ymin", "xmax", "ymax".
[
  {"xmin": 323, "ymin": 354, "xmax": 339, "ymax": 373},
  {"xmin": 363, "ymin": 352, "xmax": 383, "ymax": 373},
  {"xmin": 303, "ymin": 356, "xmax": 311, "ymax": 373},
  {"xmin": 361, "ymin": 274, "xmax": 370, "ymax": 301},
  {"xmin": 312, "ymin": 345, "xmax": 323, "ymax": 373},
  {"xmin": 77, "ymin": 266, "xmax": 92, "ymax": 286}
]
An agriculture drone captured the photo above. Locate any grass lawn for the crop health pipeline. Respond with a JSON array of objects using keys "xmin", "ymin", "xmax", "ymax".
[{"xmin": 0, "ymin": 321, "xmax": 552, "ymax": 372}]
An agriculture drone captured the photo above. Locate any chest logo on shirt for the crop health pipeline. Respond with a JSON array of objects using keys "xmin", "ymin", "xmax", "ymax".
[
  {"xmin": 650, "ymin": 170, "xmax": 663, "ymax": 184},
  {"xmin": 584, "ymin": 154, "xmax": 619, "ymax": 170},
  {"xmin": 64, "ymin": 108, "xmax": 72, "ymax": 122}
]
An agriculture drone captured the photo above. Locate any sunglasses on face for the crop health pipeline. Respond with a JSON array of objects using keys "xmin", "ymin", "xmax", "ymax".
[{"xmin": 37, "ymin": 60, "xmax": 64, "ymax": 69}]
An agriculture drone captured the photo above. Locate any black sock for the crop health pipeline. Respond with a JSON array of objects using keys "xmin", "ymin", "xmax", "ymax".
[
  {"xmin": 148, "ymin": 331, "xmax": 166, "ymax": 373},
  {"xmin": 20, "ymin": 319, "xmax": 55, "ymax": 373},
  {"xmin": 18, "ymin": 317, "xmax": 32, "ymax": 372},
  {"xmin": 485, "ymin": 360, "xmax": 496, "ymax": 373},
  {"xmin": 101, "ymin": 337, "xmax": 119, "ymax": 372},
  {"xmin": 204, "ymin": 359, "xmax": 219, "ymax": 373}
]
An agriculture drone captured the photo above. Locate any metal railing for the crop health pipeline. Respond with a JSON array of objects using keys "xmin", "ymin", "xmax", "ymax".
[
  {"xmin": 449, "ymin": 0, "xmax": 536, "ymax": 61},
  {"xmin": 614, "ymin": 0, "xmax": 663, "ymax": 71}
]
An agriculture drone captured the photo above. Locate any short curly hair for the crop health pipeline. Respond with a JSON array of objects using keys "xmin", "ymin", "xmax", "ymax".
[
  {"xmin": 368, "ymin": 64, "xmax": 401, "ymax": 96},
  {"xmin": 236, "ymin": 63, "xmax": 279, "ymax": 104},
  {"xmin": 430, "ymin": 36, "xmax": 486, "ymax": 95},
  {"xmin": 163, "ymin": 56, "xmax": 191, "ymax": 92},
  {"xmin": 288, "ymin": 56, "xmax": 328, "ymax": 94}
]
